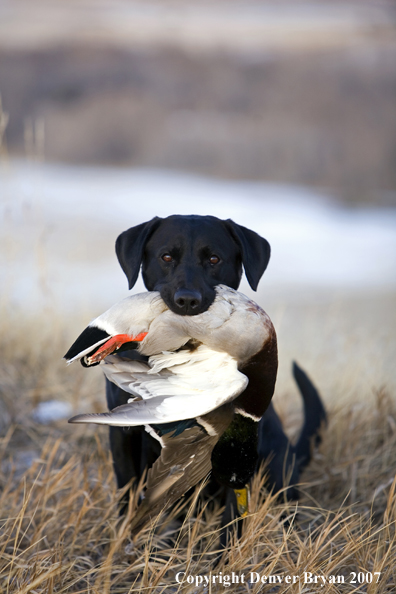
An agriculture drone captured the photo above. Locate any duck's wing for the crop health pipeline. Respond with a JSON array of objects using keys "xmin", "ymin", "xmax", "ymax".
[
  {"xmin": 102, "ymin": 346, "xmax": 248, "ymax": 398},
  {"xmin": 68, "ymin": 386, "xmax": 241, "ymax": 426},
  {"xmin": 129, "ymin": 403, "xmax": 234, "ymax": 534},
  {"xmin": 68, "ymin": 395, "xmax": 182, "ymax": 426},
  {"xmin": 68, "ymin": 348, "xmax": 248, "ymax": 425}
]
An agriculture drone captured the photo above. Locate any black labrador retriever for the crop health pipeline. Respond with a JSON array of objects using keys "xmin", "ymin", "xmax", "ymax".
[{"xmin": 107, "ymin": 214, "xmax": 326, "ymax": 524}]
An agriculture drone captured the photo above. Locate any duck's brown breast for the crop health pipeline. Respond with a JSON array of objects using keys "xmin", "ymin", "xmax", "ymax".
[{"xmin": 233, "ymin": 325, "xmax": 278, "ymax": 421}]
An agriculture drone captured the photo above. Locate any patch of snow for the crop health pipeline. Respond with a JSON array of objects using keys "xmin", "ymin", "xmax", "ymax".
[{"xmin": 32, "ymin": 400, "xmax": 73, "ymax": 424}]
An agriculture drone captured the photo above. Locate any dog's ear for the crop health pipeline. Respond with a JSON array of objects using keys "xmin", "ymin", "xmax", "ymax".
[
  {"xmin": 116, "ymin": 218, "xmax": 162, "ymax": 289},
  {"xmin": 223, "ymin": 220, "xmax": 271, "ymax": 291}
]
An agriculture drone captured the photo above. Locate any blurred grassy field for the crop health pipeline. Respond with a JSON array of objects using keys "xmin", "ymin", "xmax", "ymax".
[{"xmin": 0, "ymin": 284, "xmax": 395, "ymax": 592}]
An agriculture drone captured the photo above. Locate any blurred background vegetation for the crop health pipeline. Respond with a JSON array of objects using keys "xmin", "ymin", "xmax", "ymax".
[{"xmin": 0, "ymin": 0, "xmax": 395, "ymax": 205}]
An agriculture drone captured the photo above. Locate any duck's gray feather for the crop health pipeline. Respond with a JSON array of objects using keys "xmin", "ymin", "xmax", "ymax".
[{"xmin": 129, "ymin": 403, "xmax": 234, "ymax": 534}]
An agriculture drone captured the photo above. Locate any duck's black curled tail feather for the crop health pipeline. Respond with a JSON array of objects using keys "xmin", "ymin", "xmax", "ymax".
[{"xmin": 292, "ymin": 361, "xmax": 327, "ymax": 472}]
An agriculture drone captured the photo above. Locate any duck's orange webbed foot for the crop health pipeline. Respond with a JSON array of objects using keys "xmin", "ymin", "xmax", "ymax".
[{"xmin": 87, "ymin": 332, "xmax": 148, "ymax": 364}]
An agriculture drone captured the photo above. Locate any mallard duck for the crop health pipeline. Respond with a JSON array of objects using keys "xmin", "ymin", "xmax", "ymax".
[{"xmin": 66, "ymin": 285, "xmax": 277, "ymax": 532}]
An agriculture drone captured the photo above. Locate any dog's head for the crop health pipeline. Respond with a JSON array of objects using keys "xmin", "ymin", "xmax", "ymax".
[{"xmin": 116, "ymin": 215, "xmax": 270, "ymax": 316}]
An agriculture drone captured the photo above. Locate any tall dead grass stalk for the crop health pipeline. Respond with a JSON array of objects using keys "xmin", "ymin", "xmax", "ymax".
[{"xmin": 0, "ymin": 271, "xmax": 394, "ymax": 592}]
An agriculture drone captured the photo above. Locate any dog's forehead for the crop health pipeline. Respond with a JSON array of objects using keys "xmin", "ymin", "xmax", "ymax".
[{"xmin": 146, "ymin": 216, "xmax": 238, "ymax": 252}]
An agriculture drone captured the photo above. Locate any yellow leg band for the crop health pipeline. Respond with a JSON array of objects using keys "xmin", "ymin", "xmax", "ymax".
[{"xmin": 234, "ymin": 485, "xmax": 250, "ymax": 517}]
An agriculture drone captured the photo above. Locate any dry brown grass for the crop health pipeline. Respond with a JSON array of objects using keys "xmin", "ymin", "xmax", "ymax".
[{"xmin": 0, "ymin": 302, "xmax": 395, "ymax": 593}]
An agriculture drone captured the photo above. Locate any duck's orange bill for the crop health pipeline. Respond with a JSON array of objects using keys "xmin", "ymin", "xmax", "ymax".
[{"xmin": 88, "ymin": 332, "xmax": 148, "ymax": 364}]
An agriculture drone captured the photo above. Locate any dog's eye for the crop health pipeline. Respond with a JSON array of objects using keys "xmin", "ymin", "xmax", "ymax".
[
  {"xmin": 209, "ymin": 255, "xmax": 220, "ymax": 265},
  {"xmin": 161, "ymin": 253, "xmax": 173, "ymax": 263}
]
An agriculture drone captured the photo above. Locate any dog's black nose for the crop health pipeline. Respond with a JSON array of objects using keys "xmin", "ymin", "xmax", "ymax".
[{"xmin": 173, "ymin": 289, "xmax": 202, "ymax": 315}]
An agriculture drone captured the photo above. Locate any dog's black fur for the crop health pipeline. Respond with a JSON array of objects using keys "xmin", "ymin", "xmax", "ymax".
[{"xmin": 106, "ymin": 215, "xmax": 326, "ymax": 530}]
